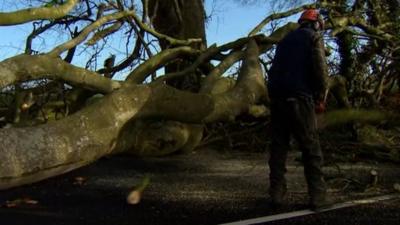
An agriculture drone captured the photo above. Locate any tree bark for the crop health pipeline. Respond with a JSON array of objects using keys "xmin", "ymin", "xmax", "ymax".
[
  {"xmin": 0, "ymin": 0, "xmax": 79, "ymax": 26},
  {"xmin": 0, "ymin": 54, "xmax": 120, "ymax": 93}
]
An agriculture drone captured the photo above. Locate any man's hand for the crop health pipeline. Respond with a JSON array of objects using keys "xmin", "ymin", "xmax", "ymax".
[
  {"xmin": 315, "ymin": 101, "xmax": 326, "ymax": 114},
  {"xmin": 315, "ymin": 89, "xmax": 329, "ymax": 114}
]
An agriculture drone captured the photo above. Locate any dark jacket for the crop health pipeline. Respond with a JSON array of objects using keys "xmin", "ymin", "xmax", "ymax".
[{"xmin": 268, "ymin": 24, "xmax": 328, "ymax": 101}]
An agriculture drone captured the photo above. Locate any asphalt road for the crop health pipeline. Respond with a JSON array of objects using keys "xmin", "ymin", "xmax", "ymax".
[{"xmin": 0, "ymin": 148, "xmax": 399, "ymax": 225}]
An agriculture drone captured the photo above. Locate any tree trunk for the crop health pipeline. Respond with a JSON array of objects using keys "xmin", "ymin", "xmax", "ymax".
[
  {"xmin": 148, "ymin": 0, "xmax": 206, "ymax": 49},
  {"xmin": 149, "ymin": 0, "xmax": 207, "ymax": 90},
  {"xmin": 337, "ymin": 31, "xmax": 355, "ymax": 81}
]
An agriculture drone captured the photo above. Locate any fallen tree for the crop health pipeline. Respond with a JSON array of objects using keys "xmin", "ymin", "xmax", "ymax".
[
  {"xmin": 0, "ymin": 0, "xmax": 399, "ymax": 190},
  {"xmin": 0, "ymin": 36, "xmax": 268, "ymax": 189}
]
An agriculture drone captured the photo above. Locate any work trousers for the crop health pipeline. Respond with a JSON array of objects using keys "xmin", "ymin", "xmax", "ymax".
[{"xmin": 268, "ymin": 96, "xmax": 327, "ymax": 197}]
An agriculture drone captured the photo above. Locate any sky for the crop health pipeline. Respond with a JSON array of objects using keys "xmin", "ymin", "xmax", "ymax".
[
  {"xmin": 0, "ymin": 0, "xmax": 308, "ymax": 78},
  {"xmin": 205, "ymin": 1, "xmax": 271, "ymax": 45},
  {"xmin": 0, "ymin": 1, "xmax": 276, "ymax": 59}
]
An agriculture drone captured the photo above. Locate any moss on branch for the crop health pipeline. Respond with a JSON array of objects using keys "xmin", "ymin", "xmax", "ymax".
[
  {"xmin": 0, "ymin": 0, "xmax": 79, "ymax": 26},
  {"xmin": 0, "ymin": 54, "xmax": 120, "ymax": 93}
]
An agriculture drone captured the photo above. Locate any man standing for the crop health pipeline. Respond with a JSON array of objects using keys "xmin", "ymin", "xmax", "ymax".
[{"xmin": 267, "ymin": 9, "xmax": 329, "ymax": 210}]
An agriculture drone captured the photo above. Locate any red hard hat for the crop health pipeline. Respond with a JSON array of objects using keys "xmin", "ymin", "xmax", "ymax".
[{"xmin": 298, "ymin": 9, "xmax": 324, "ymax": 29}]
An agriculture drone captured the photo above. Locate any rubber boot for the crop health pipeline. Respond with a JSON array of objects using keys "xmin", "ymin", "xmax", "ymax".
[
  {"xmin": 268, "ymin": 146, "xmax": 289, "ymax": 207},
  {"xmin": 269, "ymin": 183, "xmax": 287, "ymax": 207},
  {"xmin": 302, "ymin": 152, "xmax": 332, "ymax": 210}
]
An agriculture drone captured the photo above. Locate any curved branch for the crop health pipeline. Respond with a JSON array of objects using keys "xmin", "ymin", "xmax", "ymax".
[
  {"xmin": 155, "ymin": 44, "xmax": 219, "ymax": 82},
  {"xmin": 49, "ymin": 11, "xmax": 134, "ymax": 56},
  {"xmin": 97, "ymin": 11, "xmax": 152, "ymax": 76},
  {"xmin": 126, "ymin": 11, "xmax": 154, "ymax": 60},
  {"xmin": 25, "ymin": 22, "xmax": 57, "ymax": 54},
  {"xmin": 86, "ymin": 21, "xmax": 123, "ymax": 46},
  {"xmin": 96, "ymin": 43, "xmax": 140, "ymax": 75},
  {"xmin": 248, "ymin": 3, "xmax": 316, "ymax": 36},
  {"xmin": 128, "ymin": 10, "xmax": 202, "ymax": 46},
  {"xmin": 26, "ymin": 16, "xmax": 88, "ymax": 55},
  {"xmin": 200, "ymin": 51, "xmax": 244, "ymax": 94},
  {"xmin": 354, "ymin": 19, "xmax": 395, "ymax": 41},
  {"xmin": 156, "ymin": 34, "xmax": 280, "ymax": 84},
  {"xmin": 200, "ymin": 24, "xmax": 296, "ymax": 93},
  {"xmin": 328, "ymin": 15, "xmax": 396, "ymax": 42},
  {"xmin": 0, "ymin": 54, "xmax": 120, "ymax": 93},
  {"xmin": 126, "ymin": 46, "xmax": 200, "ymax": 83},
  {"xmin": 205, "ymin": 38, "xmax": 266, "ymax": 122},
  {"xmin": 318, "ymin": 109, "xmax": 397, "ymax": 129},
  {"xmin": 0, "ymin": 0, "xmax": 79, "ymax": 26}
]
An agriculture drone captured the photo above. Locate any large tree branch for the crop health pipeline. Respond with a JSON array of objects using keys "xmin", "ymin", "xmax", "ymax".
[
  {"xmin": 204, "ymin": 38, "xmax": 266, "ymax": 122},
  {"xmin": 125, "ymin": 46, "xmax": 200, "ymax": 83},
  {"xmin": 200, "ymin": 51, "xmax": 244, "ymax": 94},
  {"xmin": 0, "ymin": 0, "xmax": 79, "ymax": 26},
  {"xmin": 0, "ymin": 54, "xmax": 120, "ymax": 93},
  {"xmin": 155, "ymin": 44, "xmax": 219, "ymax": 82},
  {"xmin": 200, "ymin": 24, "xmax": 295, "ymax": 93},
  {"xmin": 0, "ymin": 84, "xmax": 151, "ymax": 189},
  {"xmin": 328, "ymin": 15, "xmax": 396, "ymax": 42}
]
